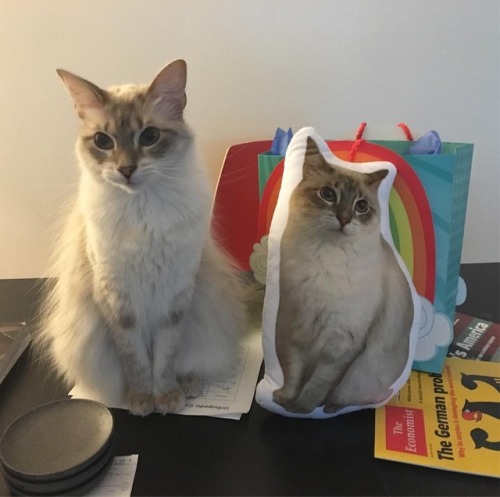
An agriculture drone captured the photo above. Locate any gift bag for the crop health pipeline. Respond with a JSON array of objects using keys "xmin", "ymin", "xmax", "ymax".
[
  {"xmin": 258, "ymin": 127, "xmax": 292, "ymax": 198},
  {"xmin": 212, "ymin": 123, "xmax": 473, "ymax": 382},
  {"xmin": 254, "ymin": 127, "xmax": 421, "ymax": 418},
  {"xmin": 338, "ymin": 123, "xmax": 473, "ymax": 373},
  {"xmin": 258, "ymin": 152, "xmax": 284, "ymax": 199}
]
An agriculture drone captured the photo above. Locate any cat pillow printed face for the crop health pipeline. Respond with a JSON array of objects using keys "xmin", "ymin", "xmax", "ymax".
[{"xmin": 255, "ymin": 127, "xmax": 420, "ymax": 418}]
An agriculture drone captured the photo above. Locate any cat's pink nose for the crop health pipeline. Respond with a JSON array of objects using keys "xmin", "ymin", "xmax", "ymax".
[
  {"xmin": 118, "ymin": 165, "xmax": 137, "ymax": 180},
  {"xmin": 337, "ymin": 213, "xmax": 350, "ymax": 229}
]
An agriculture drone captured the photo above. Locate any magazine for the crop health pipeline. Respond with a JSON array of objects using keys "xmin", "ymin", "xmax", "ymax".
[
  {"xmin": 448, "ymin": 313, "xmax": 499, "ymax": 362},
  {"xmin": 0, "ymin": 322, "xmax": 31, "ymax": 384},
  {"xmin": 374, "ymin": 357, "xmax": 499, "ymax": 477}
]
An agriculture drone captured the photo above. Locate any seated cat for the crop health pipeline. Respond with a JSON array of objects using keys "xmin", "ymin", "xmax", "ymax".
[
  {"xmin": 39, "ymin": 60, "xmax": 248, "ymax": 416},
  {"xmin": 273, "ymin": 137, "xmax": 414, "ymax": 413}
]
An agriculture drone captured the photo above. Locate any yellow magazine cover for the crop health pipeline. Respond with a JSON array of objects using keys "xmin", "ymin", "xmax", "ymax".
[{"xmin": 375, "ymin": 357, "xmax": 499, "ymax": 477}]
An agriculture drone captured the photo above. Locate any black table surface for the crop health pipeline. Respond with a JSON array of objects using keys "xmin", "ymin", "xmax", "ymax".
[{"xmin": 0, "ymin": 263, "xmax": 498, "ymax": 496}]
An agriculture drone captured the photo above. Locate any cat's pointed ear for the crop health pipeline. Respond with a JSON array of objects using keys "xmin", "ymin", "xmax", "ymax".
[
  {"xmin": 146, "ymin": 59, "xmax": 187, "ymax": 120},
  {"xmin": 56, "ymin": 69, "xmax": 105, "ymax": 120},
  {"xmin": 365, "ymin": 169, "xmax": 389, "ymax": 189},
  {"xmin": 303, "ymin": 136, "xmax": 329, "ymax": 178},
  {"xmin": 305, "ymin": 136, "xmax": 321, "ymax": 157}
]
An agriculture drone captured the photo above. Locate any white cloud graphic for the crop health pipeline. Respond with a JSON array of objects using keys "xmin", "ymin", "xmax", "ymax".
[
  {"xmin": 415, "ymin": 296, "xmax": 453, "ymax": 362},
  {"xmin": 456, "ymin": 276, "xmax": 467, "ymax": 306},
  {"xmin": 249, "ymin": 235, "xmax": 268, "ymax": 285}
]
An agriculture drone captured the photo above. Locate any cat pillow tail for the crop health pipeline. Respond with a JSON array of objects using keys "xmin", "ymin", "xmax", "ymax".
[{"xmin": 255, "ymin": 127, "xmax": 420, "ymax": 418}]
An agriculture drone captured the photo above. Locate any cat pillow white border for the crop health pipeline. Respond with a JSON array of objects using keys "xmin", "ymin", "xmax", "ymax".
[{"xmin": 255, "ymin": 127, "xmax": 420, "ymax": 418}]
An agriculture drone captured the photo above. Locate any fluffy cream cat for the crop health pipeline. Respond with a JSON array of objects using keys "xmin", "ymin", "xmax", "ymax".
[{"xmin": 39, "ymin": 60, "xmax": 248, "ymax": 416}]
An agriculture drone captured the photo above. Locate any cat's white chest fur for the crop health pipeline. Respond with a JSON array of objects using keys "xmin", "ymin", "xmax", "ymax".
[
  {"xmin": 284, "ymin": 235, "xmax": 383, "ymax": 334},
  {"xmin": 80, "ymin": 173, "xmax": 207, "ymax": 324}
]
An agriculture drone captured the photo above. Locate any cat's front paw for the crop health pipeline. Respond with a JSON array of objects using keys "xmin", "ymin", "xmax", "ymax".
[
  {"xmin": 272, "ymin": 387, "xmax": 289, "ymax": 407},
  {"xmin": 273, "ymin": 388, "xmax": 300, "ymax": 411},
  {"xmin": 155, "ymin": 388, "xmax": 186, "ymax": 414},
  {"xmin": 128, "ymin": 393, "xmax": 155, "ymax": 417},
  {"xmin": 273, "ymin": 388, "xmax": 315, "ymax": 413},
  {"xmin": 179, "ymin": 375, "xmax": 204, "ymax": 399},
  {"xmin": 323, "ymin": 403, "xmax": 343, "ymax": 414}
]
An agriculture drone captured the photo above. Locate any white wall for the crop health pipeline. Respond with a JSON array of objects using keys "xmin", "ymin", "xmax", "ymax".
[{"xmin": 1, "ymin": 0, "xmax": 499, "ymax": 279}]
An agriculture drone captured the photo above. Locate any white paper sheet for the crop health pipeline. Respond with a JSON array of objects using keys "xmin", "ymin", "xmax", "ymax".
[
  {"xmin": 70, "ymin": 330, "xmax": 263, "ymax": 420},
  {"xmin": 86, "ymin": 455, "xmax": 138, "ymax": 497}
]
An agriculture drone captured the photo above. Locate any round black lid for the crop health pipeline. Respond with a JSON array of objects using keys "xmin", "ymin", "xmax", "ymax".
[{"xmin": 0, "ymin": 399, "xmax": 114, "ymax": 482}]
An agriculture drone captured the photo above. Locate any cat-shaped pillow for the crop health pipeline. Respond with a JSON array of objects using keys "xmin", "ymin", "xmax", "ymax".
[{"xmin": 255, "ymin": 127, "xmax": 420, "ymax": 418}]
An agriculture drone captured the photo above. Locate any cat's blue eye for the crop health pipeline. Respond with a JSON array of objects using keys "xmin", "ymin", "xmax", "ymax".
[
  {"xmin": 93, "ymin": 132, "xmax": 114, "ymax": 150},
  {"xmin": 139, "ymin": 127, "xmax": 160, "ymax": 147},
  {"xmin": 355, "ymin": 199, "xmax": 369, "ymax": 213},
  {"xmin": 319, "ymin": 186, "xmax": 337, "ymax": 203}
]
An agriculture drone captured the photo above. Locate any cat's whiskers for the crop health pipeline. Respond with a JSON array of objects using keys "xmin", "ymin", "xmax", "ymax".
[{"xmin": 215, "ymin": 161, "xmax": 257, "ymax": 186}]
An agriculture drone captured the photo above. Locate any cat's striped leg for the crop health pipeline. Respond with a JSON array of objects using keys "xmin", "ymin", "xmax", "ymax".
[
  {"xmin": 273, "ymin": 342, "xmax": 310, "ymax": 411},
  {"xmin": 152, "ymin": 322, "xmax": 186, "ymax": 414},
  {"xmin": 151, "ymin": 288, "xmax": 195, "ymax": 415},
  {"xmin": 109, "ymin": 324, "xmax": 155, "ymax": 416},
  {"xmin": 292, "ymin": 357, "xmax": 352, "ymax": 413}
]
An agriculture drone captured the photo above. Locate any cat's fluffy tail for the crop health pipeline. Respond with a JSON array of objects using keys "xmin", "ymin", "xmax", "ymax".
[
  {"xmin": 174, "ymin": 236, "xmax": 254, "ymax": 379},
  {"xmin": 33, "ymin": 206, "xmax": 126, "ymax": 405},
  {"xmin": 238, "ymin": 271, "xmax": 265, "ymax": 328}
]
